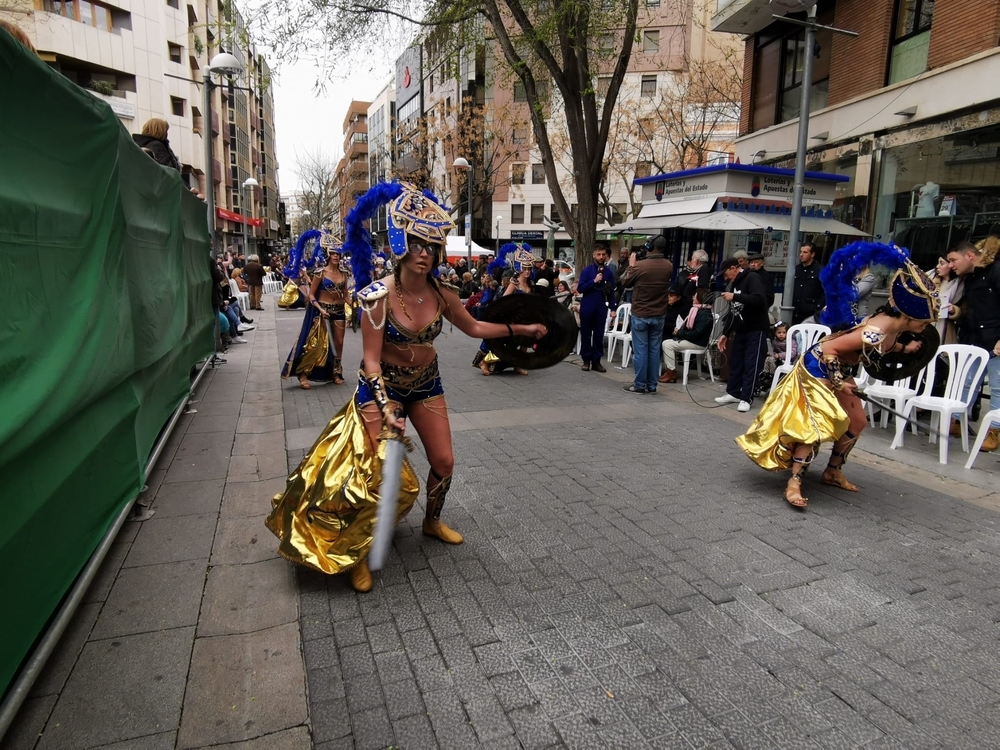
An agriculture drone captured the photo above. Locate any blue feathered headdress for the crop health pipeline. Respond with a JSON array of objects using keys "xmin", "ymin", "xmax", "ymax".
[
  {"xmin": 283, "ymin": 229, "xmax": 322, "ymax": 279},
  {"xmin": 345, "ymin": 182, "xmax": 405, "ymax": 294},
  {"xmin": 818, "ymin": 241, "xmax": 938, "ymax": 328}
]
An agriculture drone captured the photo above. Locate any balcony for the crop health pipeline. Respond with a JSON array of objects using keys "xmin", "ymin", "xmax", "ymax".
[{"xmin": 711, "ymin": 0, "xmax": 779, "ymax": 35}]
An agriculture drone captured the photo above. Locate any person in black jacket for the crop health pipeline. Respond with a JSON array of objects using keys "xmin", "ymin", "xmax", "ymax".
[
  {"xmin": 715, "ymin": 258, "xmax": 769, "ymax": 411},
  {"xmin": 791, "ymin": 243, "xmax": 824, "ymax": 324},
  {"xmin": 748, "ymin": 252, "xmax": 774, "ymax": 310},
  {"xmin": 659, "ymin": 288, "xmax": 713, "ymax": 383},
  {"xmin": 679, "ymin": 249, "xmax": 713, "ymax": 303},
  {"xmin": 133, "ymin": 118, "xmax": 182, "ymax": 172}
]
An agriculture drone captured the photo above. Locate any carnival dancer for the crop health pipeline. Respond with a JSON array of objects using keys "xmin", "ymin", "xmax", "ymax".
[
  {"xmin": 280, "ymin": 230, "xmax": 335, "ymax": 389},
  {"xmin": 266, "ymin": 182, "xmax": 547, "ymax": 592},
  {"xmin": 474, "ymin": 243, "xmax": 537, "ymax": 376},
  {"xmin": 737, "ymin": 241, "xmax": 939, "ymax": 510},
  {"xmin": 309, "ymin": 243, "xmax": 352, "ymax": 385},
  {"xmin": 577, "ymin": 245, "xmax": 617, "ymax": 372}
]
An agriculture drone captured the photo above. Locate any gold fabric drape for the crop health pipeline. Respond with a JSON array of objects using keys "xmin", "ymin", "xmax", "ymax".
[
  {"xmin": 266, "ymin": 398, "xmax": 419, "ymax": 574},
  {"xmin": 295, "ymin": 315, "xmax": 330, "ymax": 376},
  {"xmin": 277, "ymin": 280, "xmax": 300, "ymax": 308},
  {"xmin": 736, "ymin": 360, "xmax": 850, "ymax": 472}
]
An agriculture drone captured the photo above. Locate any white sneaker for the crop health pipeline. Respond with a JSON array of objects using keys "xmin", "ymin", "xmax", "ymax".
[
  {"xmin": 738, "ymin": 400, "xmax": 751, "ymax": 412},
  {"xmin": 238, "ymin": 324, "xmax": 256, "ymax": 333},
  {"xmin": 714, "ymin": 394, "xmax": 740, "ymax": 404},
  {"xmin": 231, "ymin": 336, "xmax": 248, "ymax": 344}
]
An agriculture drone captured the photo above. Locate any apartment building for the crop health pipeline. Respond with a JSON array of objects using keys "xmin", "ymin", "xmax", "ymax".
[
  {"xmin": 714, "ymin": 0, "xmax": 1000, "ymax": 266},
  {"xmin": 367, "ymin": 84, "xmax": 396, "ymax": 239},
  {"xmin": 333, "ymin": 100, "xmax": 371, "ymax": 237},
  {"xmin": 7, "ymin": 0, "xmax": 282, "ymax": 255}
]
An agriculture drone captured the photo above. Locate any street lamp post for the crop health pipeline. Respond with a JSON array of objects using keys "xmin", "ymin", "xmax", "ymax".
[
  {"xmin": 453, "ymin": 157, "xmax": 473, "ymax": 267},
  {"xmin": 201, "ymin": 52, "xmax": 244, "ymax": 256},
  {"xmin": 494, "ymin": 215, "xmax": 502, "ymax": 254},
  {"xmin": 242, "ymin": 177, "xmax": 259, "ymax": 256}
]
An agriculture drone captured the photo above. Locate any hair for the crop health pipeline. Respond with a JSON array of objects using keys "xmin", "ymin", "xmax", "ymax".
[
  {"xmin": 873, "ymin": 302, "xmax": 903, "ymax": 318},
  {"xmin": 720, "ymin": 257, "xmax": 740, "ymax": 273},
  {"xmin": 556, "ymin": 280, "xmax": 570, "ymax": 292},
  {"xmin": 141, "ymin": 118, "xmax": 169, "ymax": 140},
  {"xmin": 951, "ymin": 240, "xmax": 980, "ymax": 256},
  {"xmin": 691, "ymin": 250, "xmax": 709, "ymax": 263},
  {"xmin": 593, "ymin": 246, "xmax": 609, "ymax": 255},
  {"xmin": 695, "ymin": 288, "xmax": 710, "ymax": 304},
  {"xmin": 462, "ymin": 271, "xmax": 473, "ymax": 282},
  {"xmin": 800, "ymin": 242, "xmax": 815, "ymax": 253},
  {"xmin": 249, "ymin": 254, "xmax": 259, "ymax": 262},
  {"xmin": 732, "ymin": 249, "xmax": 748, "ymax": 260},
  {"xmin": 1, "ymin": 20, "xmax": 37, "ymax": 53}
]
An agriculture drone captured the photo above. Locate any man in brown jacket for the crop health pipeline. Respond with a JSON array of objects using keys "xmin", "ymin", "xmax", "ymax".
[
  {"xmin": 620, "ymin": 236, "xmax": 674, "ymax": 393},
  {"xmin": 243, "ymin": 254, "xmax": 266, "ymax": 310}
]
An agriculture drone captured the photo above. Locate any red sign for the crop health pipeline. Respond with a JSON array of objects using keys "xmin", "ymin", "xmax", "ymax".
[
  {"xmin": 217, "ymin": 207, "xmax": 263, "ymax": 227},
  {"xmin": 403, "ymin": 65, "xmax": 411, "ymax": 89}
]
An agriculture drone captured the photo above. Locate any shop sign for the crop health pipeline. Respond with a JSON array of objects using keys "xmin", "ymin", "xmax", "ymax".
[
  {"xmin": 510, "ymin": 230, "xmax": 544, "ymax": 240},
  {"xmin": 217, "ymin": 207, "xmax": 263, "ymax": 226},
  {"xmin": 270, "ymin": 219, "xmax": 280, "ymax": 231}
]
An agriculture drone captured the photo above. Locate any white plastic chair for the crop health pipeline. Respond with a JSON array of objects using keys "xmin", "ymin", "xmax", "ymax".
[
  {"xmin": 229, "ymin": 278, "xmax": 250, "ymax": 311},
  {"xmin": 966, "ymin": 408, "xmax": 1000, "ymax": 469},
  {"xmin": 770, "ymin": 323, "xmax": 832, "ymax": 393},
  {"xmin": 263, "ymin": 275, "xmax": 283, "ymax": 294},
  {"xmin": 605, "ymin": 304, "xmax": 631, "ymax": 363},
  {"xmin": 680, "ymin": 347, "xmax": 715, "ymax": 385},
  {"xmin": 891, "ymin": 345, "xmax": 990, "ymax": 464},
  {"xmin": 864, "ymin": 365, "xmax": 926, "ymax": 431}
]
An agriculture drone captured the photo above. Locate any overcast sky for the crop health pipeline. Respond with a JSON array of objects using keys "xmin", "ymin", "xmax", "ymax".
[{"xmin": 271, "ymin": 58, "xmax": 391, "ymax": 195}]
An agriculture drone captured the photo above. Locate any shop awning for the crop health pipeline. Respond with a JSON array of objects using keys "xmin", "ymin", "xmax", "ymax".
[{"xmin": 606, "ymin": 209, "xmax": 868, "ymax": 237}]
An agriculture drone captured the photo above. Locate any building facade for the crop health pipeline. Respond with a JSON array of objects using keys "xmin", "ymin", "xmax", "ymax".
[
  {"xmin": 367, "ymin": 84, "xmax": 396, "ymax": 239},
  {"xmin": 7, "ymin": 0, "xmax": 282, "ymax": 256},
  {"xmin": 715, "ymin": 0, "xmax": 1000, "ymax": 268},
  {"xmin": 333, "ymin": 100, "xmax": 371, "ymax": 238}
]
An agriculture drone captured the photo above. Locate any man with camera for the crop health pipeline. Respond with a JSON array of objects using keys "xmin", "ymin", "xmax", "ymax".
[
  {"xmin": 577, "ymin": 245, "xmax": 617, "ymax": 372},
  {"xmin": 714, "ymin": 257, "xmax": 769, "ymax": 412},
  {"xmin": 620, "ymin": 236, "xmax": 674, "ymax": 393}
]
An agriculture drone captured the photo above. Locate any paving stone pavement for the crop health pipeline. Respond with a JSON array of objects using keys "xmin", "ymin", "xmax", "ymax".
[{"xmin": 276, "ymin": 309, "xmax": 1000, "ymax": 749}]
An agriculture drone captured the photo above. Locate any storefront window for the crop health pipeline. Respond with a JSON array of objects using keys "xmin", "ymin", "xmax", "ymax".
[{"xmin": 877, "ymin": 123, "xmax": 1000, "ymax": 268}]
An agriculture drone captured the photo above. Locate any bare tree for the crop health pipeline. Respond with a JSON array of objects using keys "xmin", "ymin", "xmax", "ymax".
[
  {"xmin": 253, "ymin": 0, "xmax": 666, "ymax": 268},
  {"xmin": 293, "ymin": 149, "xmax": 339, "ymax": 236}
]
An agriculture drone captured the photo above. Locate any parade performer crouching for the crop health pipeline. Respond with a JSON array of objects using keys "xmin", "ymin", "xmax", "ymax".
[
  {"xmin": 473, "ymin": 242, "xmax": 537, "ymax": 376},
  {"xmin": 266, "ymin": 182, "xmax": 547, "ymax": 592},
  {"xmin": 280, "ymin": 230, "xmax": 339, "ymax": 389},
  {"xmin": 737, "ymin": 242, "xmax": 939, "ymax": 510}
]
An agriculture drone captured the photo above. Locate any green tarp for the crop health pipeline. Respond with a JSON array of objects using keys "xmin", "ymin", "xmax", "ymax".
[{"xmin": 0, "ymin": 31, "xmax": 213, "ymax": 695}]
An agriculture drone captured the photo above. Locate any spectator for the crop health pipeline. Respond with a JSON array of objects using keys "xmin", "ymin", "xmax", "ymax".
[
  {"xmin": 243, "ymin": 253, "xmax": 266, "ymax": 310},
  {"xmin": 437, "ymin": 258, "xmax": 451, "ymax": 277},
  {"xmin": 533, "ymin": 277, "xmax": 551, "ymax": 295},
  {"xmin": 220, "ymin": 297, "xmax": 248, "ymax": 344},
  {"xmin": 772, "ymin": 321, "xmax": 788, "ymax": 364},
  {"xmin": 659, "ymin": 288, "xmax": 713, "ymax": 384},
  {"xmin": 733, "ymin": 249, "xmax": 748, "ymax": 270},
  {"xmin": 459, "ymin": 272, "xmax": 479, "ymax": 300},
  {"xmin": 748, "ymin": 252, "xmax": 774, "ymax": 310},
  {"xmin": 680, "ymin": 249, "xmax": 713, "ymax": 302},
  {"xmin": 211, "ymin": 259, "xmax": 228, "ymax": 359},
  {"xmin": 663, "ymin": 283, "xmax": 691, "ymax": 343},
  {"xmin": 577, "ymin": 246, "xmax": 617, "ymax": 372},
  {"xmin": 947, "ymin": 238, "xmax": 1000, "ymax": 451},
  {"xmin": 854, "ymin": 266, "xmax": 876, "ymax": 320},
  {"xmin": 714, "ymin": 257, "xmax": 769, "ymax": 412},
  {"xmin": 133, "ymin": 118, "xmax": 181, "ymax": 174},
  {"xmin": 927, "ymin": 256, "xmax": 963, "ymax": 344},
  {"xmin": 554, "ymin": 279, "xmax": 573, "ymax": 309},
  {"xmin": 620, "ymin": 235, "xmax": 673, "ymax": 393},
  {"xmin": 792, "ymin": 243, "xmax": 825, "ymax": 324},
  {"xmin": 231, "ymin": 265, "xmax": 247, "ymax": 293}
]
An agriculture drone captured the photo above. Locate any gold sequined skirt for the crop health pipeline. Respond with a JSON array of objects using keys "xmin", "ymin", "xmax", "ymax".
[
  {"xmin": 265, "ymin": 397, "xmax": 419, "ymax": 574},
  {"xmin": 736, "ymin": 359, "xmax": 850, "ymax": 472},
  {"xmin": 277, "ymin": 280, "xmax": 303, "ymax": 308}
]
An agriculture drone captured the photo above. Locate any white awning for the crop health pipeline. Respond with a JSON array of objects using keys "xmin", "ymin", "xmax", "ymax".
[
  {"xmin": 636, "ymin": 196, "xmax": 719, "ymax": 219},
  {"xmin": 606, "ymin": 210, "xmax": 869, "ymax": 237}
]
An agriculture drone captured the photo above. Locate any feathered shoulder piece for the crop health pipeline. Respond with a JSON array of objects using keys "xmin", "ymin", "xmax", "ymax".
[{"xmin": 357, "ymin": 280, "xmax": 389, "ymax": 303}]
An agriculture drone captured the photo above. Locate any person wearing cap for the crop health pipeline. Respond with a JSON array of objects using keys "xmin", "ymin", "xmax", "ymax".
[
  {"xmin": 620, "ymin": 236, "xmax": 674, "ymax": 393},
  {"xmin": 747, "ymin": 252, "xmax": 774, "ymax": 309},
  {"xmin": 738, "ymin": 241, "xmax": 939, "ymax": 510}
]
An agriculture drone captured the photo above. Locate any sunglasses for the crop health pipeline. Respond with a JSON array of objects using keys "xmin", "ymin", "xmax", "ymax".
[{"xmin": 407, "ymin": 242, "xmax": 439, "ymax": 256}]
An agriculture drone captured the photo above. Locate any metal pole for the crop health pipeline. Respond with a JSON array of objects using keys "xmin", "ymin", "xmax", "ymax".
[
  {"xmin": 242, "ymin": 185, "xmax": 249, "ymax": 256},
  {"xmin": 0, "ymin": 359, "xmax": 213, "ymax": 741},
  {"xmin": 202, "ymin": 69, "xmax": 216, "ymax": 256},
  {"xmin": 466, "ymin": 164, "xmax": 473, "ymax": 267},
  {"xmin": 781, "ymin": 3, "xmax": 817, "ymax": 326}
]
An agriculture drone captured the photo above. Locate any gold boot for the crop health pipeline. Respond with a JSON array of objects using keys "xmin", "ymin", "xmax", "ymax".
[
  {"xmin": 422, "ymin": 471, "xmax": 464, "ymax": 544},
  {"xmin": 349, "ymin": 560, "xmax": 372, "ymax": 592}
]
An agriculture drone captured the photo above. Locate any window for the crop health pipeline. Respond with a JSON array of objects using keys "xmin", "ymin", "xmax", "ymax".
[
  {"xmin": 531, "ymin": 164, "xmax": 545, "ymax": 184},
  {"xmin": 890, "ymin": 0, "xmax": 935, "ymax": 83},
  {"xmin": 596, "ymin": 77, "xmax": 611, "ymax": 98},
  {"xmin": 167, "ymin": 0, "xmax": 179, "ymax": 7},
  {"xmin": 611, "ymin": 204, "xmax": 626, "ymax": 224},
  {"xmin": 643, "ymin": 30, "xmax": 659, "ymax": 54},
  {"xmin": 513, "ymin": 82, "xmax": 527, "ymax": 102},
  {"xmin": 778, "ymin": 27, "xmax": 830, "ymax": 122},
  {"xmin": 511, "ymin": 163, "xmax": 526, "ymax": 184},
  {"xmin": 47, "ymin": 0, "xmax": 113, "ymax": 28},
  {"xmin": 640, "ymin": 75, "xmax": 656, "ymax": 98},
  {"xmin": 550, "ymin": 205, "xmax": 560, "ymax": 224},
  {"xmin": 598, "ymin": 34, "xmax": 615, "ymax": 54},
  {"xmin": 530, "ymin": 204, "xmax": 544, "ymax": 223},
  {"xmin": 511, "ymin": 204, "xmax": 525, "ymax": 224},
  {"xmin": 513, "ymin": 124, "xmax": 529, "ymax": 144},
  {"xmin": 170, "ymin": 96, "xmax": 185, "ymax": 116},
  {"xmin": 168, "ymin": 43, "xmax": 182, "ymax": 64},
  {"xmin": 646, "ymin": 0, "xmax": 660, "ymax": 5}
]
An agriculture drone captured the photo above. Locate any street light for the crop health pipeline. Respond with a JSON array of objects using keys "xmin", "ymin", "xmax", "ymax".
[
  {"xmin": 202, "ymin": 52, "xmax": 244, "ymax": 256},
  {"xmin": 494, "ymin": 215, "xmax": 502, "ymax": 254},
  {"xmin": 242, "ymin": 177, "xmax": 259, "ymax": 256},
  {"xmin": 453, "ymin": 156, "xmax": 473, "ymax": 266}
]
